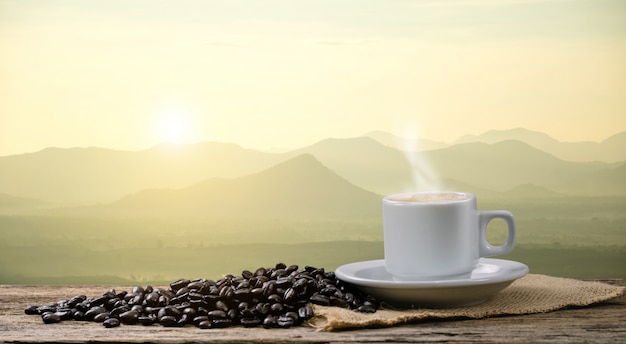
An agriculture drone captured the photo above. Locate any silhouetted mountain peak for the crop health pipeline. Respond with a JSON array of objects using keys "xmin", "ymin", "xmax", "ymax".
[
  {"xmin": 310, "ymin": 136, "xmax": 381, "ymax": 149},
  {"xmin": 260, "ymin": 153, "xmax": 322, "ymax": 173},
  {"xmin": 363, "ymin": 131, "xmax": 448, "ymax": 151},
  {"xmin": 455, "ymin": 128, "xmax": 558, "ymax": 146},
  {"xmin": 107, "ymin": 154, "xmax": 382, "ymax": 219},
  {"xmin": 602, "ymin": 131, "xmax": 626, "ymax": 145}
]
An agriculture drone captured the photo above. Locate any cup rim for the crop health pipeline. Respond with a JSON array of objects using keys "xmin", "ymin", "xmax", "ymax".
[{"xmin": 383, "ymin": 191, "xmax": 475, "ymax": 204}]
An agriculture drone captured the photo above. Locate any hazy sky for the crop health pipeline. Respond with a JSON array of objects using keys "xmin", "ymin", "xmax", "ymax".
[{"xmin": 1, "ymin": 0, "xmax": 625, "ymax": 156}]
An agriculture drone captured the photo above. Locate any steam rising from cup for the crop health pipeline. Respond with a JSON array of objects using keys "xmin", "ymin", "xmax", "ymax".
[{"xmin": 394, "ymin": 121, "xmax": 443, "ymax": 192}]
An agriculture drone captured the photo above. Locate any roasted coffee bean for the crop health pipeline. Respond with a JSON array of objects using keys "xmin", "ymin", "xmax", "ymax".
[
  {"xmin": 276, "ymin": 315, "xmax": 294, "ymax": 328},
  {"xmin": 185, "ymin": 282, "xmax": 201, "ymax": 292},
  {"xmin": 240, "ymin": 306, "xmax": 255, "ymax": 318},
  {"xmin": 364, "ymin": 298, "xmax": 377, "ymax": 306},
  {"xmin": 103, "ymin": 317, "xmax": 120, "ymax": 328},
  {"xmin": 73, "ymin": 310, "xmax": 85, "ymax": 321},
  {"xmin": 92, "ymin": 312, "xmax": 110, "ymax": 322},
  {"xmin": 237, "ymin": 302, "xmax": 250, "ymax": 312},
  {"xmin": 183, "ymin": 307, "xmax": 197, "ymax": 318},
  {"xmin": 207, "ymin": 310, "xmax": 227, "ymax": 319},
  {"xmin": 84, "ymin": 306, "xmax": 107, "ymax": 320},
  {"xmin": 143, "ymin": 306, "xmax": 159, "ymax": 315},
  {"xmin": 330, "ymin": 296, "xmax": 349, "ymax": 308},
  {"xmin": 170, "ymin": 278, "xmax": 190, "ymax": 291},
  {"xmin": 188, "ymin": 291, "xmax": 203, "ymax": 301},
  {"xmin": 284, "ymin": 311, "xmax": 299, "ymax": 322},
  {"xmin": 263, "ymin": 314, "xmax": 278, "ymax": 328},
  {"xmin": 145, "ymin": 292, "xmax": 160, "ymax": 306},
  {"xmin": 262, "ymin": 281, "xmax": 276, "ymax": 296},
  {"xmin": 357, "ymin": 304, "xmax": 377, "ymax": 313},
  {"xmin": 198, "ymin": 320, "xmax": 212, "ymax": 329},
  {"xmin": 240, "ymin": 317, "xmax": 262, "ymax": 327},
  {"xmin": 35, "ymin": 305, "xmax": 55, "ymax": 315},
  {"xmin": 75, "ymin": 301, "xmax": 90, "ymax": 313},
  {"xmin": 283, "ymin": 287, "xmax": 297, "ymax": 303},
  {"xmin": 177, "ymin": 315, "xmax": 189, "ymax": 326},
  {"xmin": 68, "ymin": 295, "xmax": 87, "ymax": 307},
  {"xmin": 227, "ymin": 308, "xmax": 239, "ymax": 322},
  {"xmin": 175, "ymin": 287, "xmax": 190, "ymax": 297},
  {"xmin": 138, "ymin": 316, "xmax": 155, "ymax": 326},
  {"xmin": 42, "ymin": 312, "xmax": 61, "ymax": 324},
  {"xmin": 309, "ymin": 293, "xmax": 330, "ymax": 306},
  {"xmin": 211, "ymin": 318, "xmax": 232, "ymax": 328},
  {"xmin": 275, "ymin": 276, "xmax": 291, "ymax": 287},
  {"xmin": 233, "ymin": 288, "xmax": 252, "ymax": 301},
  {"xmin": 250, "ymin": 287, "xmax": 264, "ymax": 297},
  {"xmin": 158, "ymin": 295, "xmax": 170, "ymax": 307},
  {"xmin": 119, "ymin": 310, "xmax": 139, "ymax": 325},
  {"xmin": 270, "ymin": 302, "xmax": 283, "ymax": 315},
  {"xmin": 241, "ymin": 270, "xmax": 254, "ymax": 279},
  {"xmin": 24, "ymin": 263, "xmax": 379, "ymax": 330},
  {"xmin": 298, "ymin": 305, "xmax": 313, "ymax": 320},
  {"xmin": 267, "ymin": 294, "xmax": 282, "ymax": 304},
  {"xmin": 111, "ymin": 300, "xmax": 125, "ymax": 310},
  {"xmin": 254, "ymin": 267, "xmax": 268, "ymax": 277},
  {"xmin": 193, "ymin": 315, "xmax": 209, "ymax": 326},
  {"xmin": 128, "ymin": 294, "xmax": 143, "ymax": 305},
  {"xmin": 159, "ymin": 315, "xmax": 178, "ymax": 327},
  {"xmin": 256, "ymin": 302, "xmax": 271, "ymax": 315},
  {"xmin": 162, "ymin": 305, "xmax": 181, "ymax": 317},
  {"xmin": 105, "ymin": 290, "xmax": 117, "ymax": 299},
  {"xmin": 24, "ymin": 305, "xmax": 39, "ymax": 315},
  {"xmin": 116, "ymin": 291, "xmax": 128, "ymax": 300},
  {"xmin": 292, "ymin": 278, "xmax": 308, "ymax": 291},
  {"xmin": 90, "ymin": 295, "xmax": 108, "ymax": 307},
  {"xmin": 55, "ymin": 309, "xmax": 73, "ymax": 320}
]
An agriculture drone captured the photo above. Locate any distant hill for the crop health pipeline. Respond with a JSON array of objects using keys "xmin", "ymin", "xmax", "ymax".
[
  {"xmin": 289, "ymin": 137, "xmax": 622, "ymax": 196},
  {"xmin": 454, "ymin": 128, "xmax": 626, "ymax": 163},
  {"xmin": 421, "ymin": 140, "xmax": 617, "ymax": 193},
  {"xmin": 2, "ymin": 130, "xmax": 624, "ymax": 207},
  {"xmin": 363, "ymin": 131, "xmax": 448, "ymax": 151},
  {"xmin": 0, "ymin": 193, "xmax": 48, "ymax": 213},
  {"xmin": 96, "ymin": 154, "xmax": 382, "ymax": 219},
  {"xmin": 0, "ymin": 142, "xmax": 284, "ymax": 206},
  {"xmin": 552, "ymin": 163, "xmax": 626, "ymax": 196},
  {"xmin": 455, "ymin": 128, "xmax": 557, "ymax": 147},
  {"xmin": 290, "ymin": 137, "xmax": 415, "ymax": 196}
]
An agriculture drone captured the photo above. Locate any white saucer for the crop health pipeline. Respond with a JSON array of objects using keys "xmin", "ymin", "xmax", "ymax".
[{"xmin": 335, "ymin": 258, "xmax": 528, "ymax": 308}]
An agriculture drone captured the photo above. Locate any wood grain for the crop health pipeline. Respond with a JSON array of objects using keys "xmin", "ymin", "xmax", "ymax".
[{"xmin": 1, "ymin": 281, "xmax": 624, "ymax": 343}]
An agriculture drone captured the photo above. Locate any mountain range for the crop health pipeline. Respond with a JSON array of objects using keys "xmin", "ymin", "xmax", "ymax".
[
  {"xmin": 0, "ymin": 128, "xmax": 624, "ymax": 212},
  {"xmin": 83, "ymin": 154, "xmax": 381, "ymax": 219},
  {"xmin": 0, "ymin": 142, "xmax": 283, "ymax": 205},
  {"xmin": 368, "ymin": 128, "xmax": 626, "ymax": 163}
]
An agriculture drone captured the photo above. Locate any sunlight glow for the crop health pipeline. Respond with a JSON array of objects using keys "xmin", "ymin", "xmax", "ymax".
[{"xmin": 154, "ymin": 104, "xmax": 193, "ymax": 144}]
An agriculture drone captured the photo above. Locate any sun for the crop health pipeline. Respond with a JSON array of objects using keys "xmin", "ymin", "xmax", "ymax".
[{"xmin": 153, "ymin": 104, "xmax": 193, "ymax": 144}]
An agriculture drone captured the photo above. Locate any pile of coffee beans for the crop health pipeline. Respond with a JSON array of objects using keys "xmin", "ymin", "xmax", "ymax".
[{"xmin": 24, "ymin": 263, "xmax": 378, "ymax": 329}]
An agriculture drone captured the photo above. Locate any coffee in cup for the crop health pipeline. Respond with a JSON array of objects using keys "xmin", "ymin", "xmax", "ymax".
[{"xmin": 383, "ymin": 191, "xmax": 516, "ymax": 280}]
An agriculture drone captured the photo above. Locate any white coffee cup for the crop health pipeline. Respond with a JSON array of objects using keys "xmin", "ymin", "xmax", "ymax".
[{"xmin": 383, "ymin": 191, "xmax": 516, "ymax": 280}]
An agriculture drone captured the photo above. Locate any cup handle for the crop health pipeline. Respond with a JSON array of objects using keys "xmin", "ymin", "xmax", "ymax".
[{"xmin": 478, "ymin": 210, "xmax": 516, "ymax": 257}]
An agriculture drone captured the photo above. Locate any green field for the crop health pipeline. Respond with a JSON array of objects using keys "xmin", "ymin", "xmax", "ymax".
[{"xmin": 1, "ymin": 196, "xmax": 624, "ymax": 284}]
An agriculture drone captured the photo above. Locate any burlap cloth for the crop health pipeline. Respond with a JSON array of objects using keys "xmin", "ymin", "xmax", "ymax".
[{"xmin": 309, "ymin": 274, "xmax": 625, "ymax": 331}]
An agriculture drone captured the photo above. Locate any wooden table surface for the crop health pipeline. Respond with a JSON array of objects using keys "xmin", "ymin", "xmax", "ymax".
[{"xmin": 1, "ymin": 281, "xmax": 624, "ymax": 343}]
